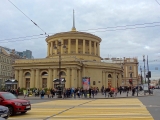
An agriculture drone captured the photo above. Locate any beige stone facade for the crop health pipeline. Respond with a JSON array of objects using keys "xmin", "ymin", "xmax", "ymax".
[
  {"xmin": 0, "ymin": 47, "xmax": 12, "ymax": 86},
  {"xmin": 13, "ymin": 29, "xmax": 123, "ymax": 89},
  {"xmin": 102, "ymin": 57, "xmax": 139, "ymax": 86}
]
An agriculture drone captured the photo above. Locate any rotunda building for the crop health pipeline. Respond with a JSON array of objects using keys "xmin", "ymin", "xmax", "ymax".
[
  {"xmin": 13, "ymin": 27, "xmax": 123, "ymax": 90},
  {"xmin": 46, "ymin": 30, "xmax": 101, "ymax": 62}
]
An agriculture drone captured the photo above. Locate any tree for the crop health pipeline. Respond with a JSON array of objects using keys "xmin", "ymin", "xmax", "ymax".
[{"xmin": 158, "ymin": 79, "xmax": 160, "ymax": 85}]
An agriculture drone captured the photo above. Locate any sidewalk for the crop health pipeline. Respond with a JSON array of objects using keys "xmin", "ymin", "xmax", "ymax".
[{"xmin": 17, "ymin": 91, "xmax": 152, "ymax": 100}]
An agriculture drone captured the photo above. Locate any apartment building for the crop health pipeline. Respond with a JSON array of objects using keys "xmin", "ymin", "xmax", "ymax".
[
  {"xmin": 0, "ymin": 47, "xmax": 12, "ymax": 88},
  {"xmin": 102, "ymin": 57, "xmax": 140, "ymax": 86}
]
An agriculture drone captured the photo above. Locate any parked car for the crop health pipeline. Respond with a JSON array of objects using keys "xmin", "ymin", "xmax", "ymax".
[
  {"xmin": 0, "ymin": 105, "xmax": 9, "ymax": 119},
  {"xmin": 0, "ymin": 92, "xmax": 31, "ymax": 116}
]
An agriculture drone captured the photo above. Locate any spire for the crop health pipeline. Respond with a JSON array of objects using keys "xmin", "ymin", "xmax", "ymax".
[{"xmin": 71, "ymin": 9, "xmax": 76, "ymax": 31}]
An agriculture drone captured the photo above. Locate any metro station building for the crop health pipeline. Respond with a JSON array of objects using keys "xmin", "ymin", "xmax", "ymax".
[{"xmin": 13, "ymin": 17, "xmax": 139, "ymax": 89}]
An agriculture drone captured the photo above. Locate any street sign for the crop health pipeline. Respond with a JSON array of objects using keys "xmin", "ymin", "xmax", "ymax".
[{"xmin": 143, "ymin": 84, "xmax": 148, "ymax": 91}]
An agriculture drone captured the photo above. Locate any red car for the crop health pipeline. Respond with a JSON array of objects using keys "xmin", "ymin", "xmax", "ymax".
[{"xmin": 0, "ymin": 92, "xmax": 31, "ymax": 116}]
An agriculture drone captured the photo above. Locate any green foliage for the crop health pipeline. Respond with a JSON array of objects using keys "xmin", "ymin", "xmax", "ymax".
[
  {"xmin": 19, "ymin": 88, "xmax": 25, "ymax": 95},
  {"xmin": 44, "ymin": 88, "xmax": 49, "ymax": 92}
]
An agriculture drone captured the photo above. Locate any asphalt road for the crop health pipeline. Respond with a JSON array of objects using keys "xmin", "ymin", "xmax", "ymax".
[
  {"xmin": 28, "ymin": 89, "xmax": 160, "ymax": 120},
  {"xmin": 138, "ymin": 89, "xmax": 160, "ymax": 120}
]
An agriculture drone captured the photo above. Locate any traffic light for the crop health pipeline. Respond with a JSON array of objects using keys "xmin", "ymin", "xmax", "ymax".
[
  {"xmin": 148, "ymin": 71, "xmax": 151, "ymax": 78},
  {"xmin": 146, "ymin": 71, "xmax": 151, "ymax": 78},
  {"xmin": 129, "ymin": 79, "xmax": 132, "ymax": 84}
]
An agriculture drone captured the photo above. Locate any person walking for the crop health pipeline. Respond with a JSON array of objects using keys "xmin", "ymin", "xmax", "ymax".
[{"xmin": 40, "ymin": 88, "xmax": 45, "ymax": 99}]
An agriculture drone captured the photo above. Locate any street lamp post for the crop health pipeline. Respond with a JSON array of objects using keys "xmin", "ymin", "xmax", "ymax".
[
  {"xmin": 146, "ymin": 55, "xmax": 150, "ymax": 94},
  {"xmin": 54, "ymin": 40, "xmax": 66, "ymax": 98},
  {"xmin": 140, "ymin": 66, "xmax": 143, "ymax": 84},
  {"xmin": 143, "ymin": 55, "xmax": 146, "ymax": 83}
]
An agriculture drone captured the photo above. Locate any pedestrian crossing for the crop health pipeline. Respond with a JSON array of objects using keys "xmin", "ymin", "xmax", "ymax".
[{"xmin": 8, "ymin": 98, "xmax": 153, "ymax": 120}]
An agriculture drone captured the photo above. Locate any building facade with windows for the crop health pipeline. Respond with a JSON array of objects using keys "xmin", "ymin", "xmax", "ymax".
[
  {"xmin": 102, "ymin": 57, "xmax": 139, "ymax": 86},
  {"xmin": 0, "ymin": 47, "xmax": 12, "ymax": 87},
  {"xmin": 1, "ymin": 46, "xmax": 33, "ymax": 59},
  {"xmin": 13, "ymin": 27, "xmax": 123, "ymax": 89}
]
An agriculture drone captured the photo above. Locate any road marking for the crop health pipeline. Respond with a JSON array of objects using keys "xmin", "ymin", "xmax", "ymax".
[{"xmin": 8, "ymin": 98, "xmax": 153, "ymax": 120}]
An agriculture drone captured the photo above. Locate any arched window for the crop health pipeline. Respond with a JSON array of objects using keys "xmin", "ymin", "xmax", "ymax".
[
  {"xmin": 60, "ymin": 71, "xmax": 66, "ymax": 76},
  {"xmin": 41, "ymin": 72, "xmax": 48, "ymax": 76},
  {"xmin": 25, "ymin": 72, "xmax": 31, "ymax": 76},
  {"xmin": 108, "ymin": 74, "xmax": 112, "ymax": 78},
  {"xmin": 129, "ymin": 66, "xmax": 132, "ymax": 70}
]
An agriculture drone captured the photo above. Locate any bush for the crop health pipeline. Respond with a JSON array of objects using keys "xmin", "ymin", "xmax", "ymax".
[{"xmin": 19, "ymin": 88, "xmax": 25, "ymax": 95}]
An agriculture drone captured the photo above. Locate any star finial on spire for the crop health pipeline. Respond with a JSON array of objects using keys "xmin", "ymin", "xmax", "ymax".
[{"xmin": 71, "ymin": 9, "xmax": 76, "ymax": 31}]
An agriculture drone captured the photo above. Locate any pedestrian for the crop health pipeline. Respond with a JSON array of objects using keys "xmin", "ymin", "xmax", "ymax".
[{"xmin": 40, "ymin": 88, "xmax": 45, "ymax": 99}]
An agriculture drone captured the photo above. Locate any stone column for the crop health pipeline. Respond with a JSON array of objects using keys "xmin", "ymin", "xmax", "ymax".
[
  {"xmin": 78, "ymin": 69, "xmax": 82, "ymax": 87},
  {"xmin": 76, "ymin": 39, "xmax": 78, "ymax": 54},
  {"xmin": 53, "ymin": 69, "xmax": 57, "ymax": 79},
  {"xmin": 112, "ymin": 72, "xmax": 116, "ymax": 88},
  {"xmin": 19, "ymin": 70, "xmax": 23, "ymax": 88},
  {"xmin": 15, "ymin": 70, "xmax": 18, "ymax": 80},
  {"xmin": 71, "ymin": 68, "xmax": 76, "ymax": 88},
  {"xmin": 47, "ymin": 69, "xmax": 52, "ymax": 89},
  {"xmin": 74, "ymin": 69, "xmax": 77, "ymax": 88},
  {"xmin": 89, "ymin": 40, "xmax": 91, "ymax": 54},
  {"xmin": 61, "ymin": 39, "xmax": 64, "ymax": 54},
  {"xmin": 83, "ymin": 39, "xmax": 85, "ymax": 54},
  {"xmin": 47, "ymin": 43, "xmax": 50, "ymax": 56},
  {"xmin": 106, "ymin": 72, "xmax": 108, "ymax": 88},
  {"xmin": 50, "ymin": 42, "xmax": 53, "ymax": 55},
  {"xmin": 30, "ymin": 69, "xmax": 35, "ymax": 88},
  {"xmin": 119, "ymin": 73, "xmax": 122, "ymax": 87},
  {"xmin": 115, "ymin": 73, "xmax": 118, "ymax": 88},
  {"xmin": 94, "ymin": 41, "xmax": 97, "ymax": 55},
  {"xmin": 35, "ymin": 69, "xmax": 40, "ymax": 89},
  {"xmin": 66, "ymin": 68, "xmax": 70, "ymax": 88},
  {"xmin": 82, "ymin": 66, "xmax": 85, "ymax": 77},
  {"xmin": 102, "ymin": 71, "xmax": 105, "ymax": 87},
  {"xmin": 97, "ymin": 42, "xmax": 100, "ymax": 56},
  {"xmin": 53, "ymin": 69, "xmax": 57, "ymax": 88},
  {"xmin": 68, "ymin": 39, "xmax": 71, "ymax": 54}
]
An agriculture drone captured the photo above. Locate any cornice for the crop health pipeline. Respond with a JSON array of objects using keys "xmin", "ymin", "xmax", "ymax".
[{"xmin": 46, "ymin": 31, "xmax": 101, "ymax": 42}]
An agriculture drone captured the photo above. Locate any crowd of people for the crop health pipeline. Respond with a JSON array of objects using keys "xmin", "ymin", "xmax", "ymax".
[{"xmin": 2, "ymin": 85, "xmax": 144, "ymax": 99}]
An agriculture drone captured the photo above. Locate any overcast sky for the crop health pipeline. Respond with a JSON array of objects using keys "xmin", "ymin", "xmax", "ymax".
[{"xmin": 0, "ymin": 0, "xmax": 160, "ymax": 80}]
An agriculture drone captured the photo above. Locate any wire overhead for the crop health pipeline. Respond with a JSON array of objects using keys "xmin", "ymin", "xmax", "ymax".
[
  {"xmin": 1, "ymin": 21, "xmax": 160, "ymax": 43},
  {"xmin": 79, "ymin": 21, "xmax": 160, "ymax": 31},
  {"xmin": 155, "ymin": 0, "xmax": 160, "ymax": 6},
  {"xmin": 7, "ymin": 0, "xmax": 48, "ymax": 35}
]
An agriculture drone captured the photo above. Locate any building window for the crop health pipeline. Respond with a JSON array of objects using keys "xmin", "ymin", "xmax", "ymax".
[
  {"xmin": 108, "ymin": 74, "xmax": 112, "ymax": 78},
  {"xmin": 41, "ymin": 72, "xmax": 48, "ymax": 76},
  {"xmin": 93, "ymin": 81, "xmax": 96, "ymax": 85},
  {"xmin": 60, "ymin": 71, "xmax": 66, "ymax": 76},
  {"xmin": 130, "ymin": 73, "xmax": 132, "ymax": 78},
  {"xmin": 25, "ymin": 72, "xmax": 31, "ymax": 76},
  {"xmin": 129, "ymin": 66, "xmax": 132, "ymax": 70},
  {"xmin": 42, "ymin": 78, "xmax": 47, "ymax": 88}
]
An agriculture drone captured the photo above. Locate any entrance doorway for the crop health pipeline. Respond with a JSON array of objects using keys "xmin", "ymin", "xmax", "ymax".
[
  {"xmin": 26, "ymin": 78, "xmax": 30, "ymax": 89},
  {"xmin": 42, "ymin": 78, "xmax": 47, "ymax": 88}
]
